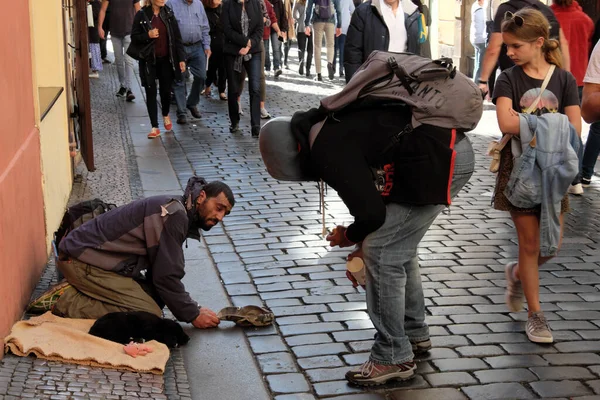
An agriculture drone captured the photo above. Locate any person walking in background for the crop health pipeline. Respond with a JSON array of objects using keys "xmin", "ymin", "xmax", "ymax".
[
  {"xmin": 269, "ymin": 0, "xmax": 288, "ymax": 77},
  {"xmin": 304, "ymin": 0, "xmax": 342, "ymax": 81},
  {"xmin": 88, "ymin": 0, "xmax": 104, "ymax": 79},
  {"xmin": 170, "ymin": 0, "xmax": 212, "ymax": 125},
  {"xmin": 551, "ymin": 0, "xmax": 594, "ymax": 194},
  {"xmin": 471, "ymin": 0, "xmax": 487, "ymax": 83},
  {"xmin": 492, "ymin": 9, "xmax": 581, "ymax": 344},
  {"xmin": 204, "ymin": 0, "xmax": 228, "ymax": 101},
  {"xmin": 332, "ymin": 0, "xmax": 354, "ymax": 79},
  {"xmin": 294, "ymin": 0, "xmax": 313, "ymax": 77},
  {"xmin": 283, "ymin": 0, "xmax": 296, "ymax": 69},
  {"xmin": 98, "ymin": 0, "xmax": 140, "ymax": 101},
  {"xmin": 222, "ymin": 0, "xmax": 264, "ymax": 137},
  {"xmin": 99, "ymin": 2, "xmax": 111, "ymax": 63},
  {"xmin": 131, "ymin": 0, "xmax": 186, "ymax": 139}
]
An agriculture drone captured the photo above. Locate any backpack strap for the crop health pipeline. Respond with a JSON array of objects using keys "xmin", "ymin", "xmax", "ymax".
[
  {"xmin": 387, "ymin": 57, "xmax": 414, "ymax": 95},
  {"xmin": 381, "ymin": 123, "xmax": 414, "ymax": 156}
]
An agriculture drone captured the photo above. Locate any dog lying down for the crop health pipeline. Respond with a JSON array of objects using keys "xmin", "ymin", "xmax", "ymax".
[{"xmin": 89, "ymin": 311, "xmax": 190, "ymax": 348}]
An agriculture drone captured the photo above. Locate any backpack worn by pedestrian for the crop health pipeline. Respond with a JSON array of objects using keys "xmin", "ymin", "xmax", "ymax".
[
  {"xmin": 314, "ymin": 0, "xmax": 333, "ymax": 19},
  {"xmin": 498, "ymin": 0, "xmax": 560, "ymax": 71},
  {"xmin": 260, "ymin": 51, "xmax": 484, "ymax": 182}
]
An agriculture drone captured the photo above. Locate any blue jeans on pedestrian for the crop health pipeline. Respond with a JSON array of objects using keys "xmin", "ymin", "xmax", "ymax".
[
  {"xmin": 264, "ymin": 38, "xmax": 271, "ymax": 71},
  {"xmin": 173, "ymin": 43, "xmax": 207, "ymax": 117},
  {"xmin": 333, "ymin": 34, "xmax": 346, "ymax": 74},
  {"xmin": 361, "ymin": 135, "xmax": 475, "ymax": 364},
  {"xmin": 473, "ymin": 42, "xmax": 486, "ymax": 83},
  {"xmin": 111, "ymin": 35, "xmax": 135, "ymax": 89},
  {"xmin": 270, "ymin": 31, "xmax": 283, "ymax": 71}
]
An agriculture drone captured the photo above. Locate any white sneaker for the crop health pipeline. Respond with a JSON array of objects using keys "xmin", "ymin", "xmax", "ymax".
[
  {"xmin": 238, "ymin": 101, "xmax": 244, "ymax": 116},
  {"xmin": 89, "ymin": 71, "xmax": 100, "ymax": 79},
  {"xmin": 568, "ymin": 183, "xmax": 584, "ymax": 195},
  {"xmin": 526, "ymin": 312, "xmax": 553, "ymax": 343},
  {"xmin": 260, "ymin": 108, "xmax": 271, "ymax": 119}
]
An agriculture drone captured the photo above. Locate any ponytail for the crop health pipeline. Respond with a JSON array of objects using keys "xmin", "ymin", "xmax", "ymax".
[{"xmin": 543, "ymin": 38, "xmax": 563, "ymax": 69}]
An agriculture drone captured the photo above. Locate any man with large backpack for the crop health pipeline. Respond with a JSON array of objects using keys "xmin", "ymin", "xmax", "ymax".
[
  {"xmin": 27, "ymin": 177, "xmax": 234, "ymax": 330},
  {"xmin": 304, "ymin": 0, "xmax": 342, "ymax": 81},
  {"xmin": 259, "ymin": 52, "xmax": 481, "ymax": 385},
  {"xmin": 478, "ymin": 0, "xmax": 570, "ymax": 96}
]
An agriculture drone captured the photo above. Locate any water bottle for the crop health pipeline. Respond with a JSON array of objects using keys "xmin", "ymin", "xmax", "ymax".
[{"xmin": 346, "ymin": 256, "xmax": 366, "ymax": 286}]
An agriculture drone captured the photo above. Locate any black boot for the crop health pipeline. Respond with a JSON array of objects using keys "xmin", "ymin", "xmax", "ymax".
[
  {"xmin": 315, "ymin": 73, "xmax": 323, "ymax": 82},
  {"xmin": 327, "ymin": 62, "xmax": 335, "ymax": 80},
  {"xmin": 299, "ymin": 60, "xmax": 305, "ymax": 76}
]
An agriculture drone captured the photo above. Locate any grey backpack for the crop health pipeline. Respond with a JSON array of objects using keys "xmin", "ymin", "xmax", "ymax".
[{"xmin": 319, "ymin": 51, "xmax": 484, "ymax": 145}]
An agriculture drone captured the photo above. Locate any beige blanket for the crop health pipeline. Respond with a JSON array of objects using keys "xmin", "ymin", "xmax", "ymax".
[{"xmin": 3, "ymin": 312, "xmax": 169, "ymax": 374}]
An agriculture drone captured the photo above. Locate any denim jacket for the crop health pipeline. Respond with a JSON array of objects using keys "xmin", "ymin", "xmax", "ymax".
[{"xmin": 504, "ymin": 113, "xmax": 580, "ymax": 257}]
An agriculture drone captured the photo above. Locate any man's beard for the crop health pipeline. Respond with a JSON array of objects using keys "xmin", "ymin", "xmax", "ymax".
[{"xmin": 198, "ymin": 215, "xmax": 219, "ymax": 231}]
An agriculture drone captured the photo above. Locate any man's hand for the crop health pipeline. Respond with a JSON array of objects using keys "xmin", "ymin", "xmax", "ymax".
[
  {"xmin": 478, "ymin": 82, "xmax": 489, "ymax": 100},
  {"xmin": 335, "ymin": 27, "xmax": 341, "ymax": 37},
  {"xmin": 305, "ymin": 26, "xmax": 311, "ymax": 36},
  {"xmin": 326, "ymin": 225, "xmax": 354, "ymax": 248},
  {"xmin": 239, "ymin": 46, "xmax": 250, "ymax": 55},
  {"xmin": 99, "ymin": 27, "xmax": 105, "ymax": 40},
  {"xmin": 192, "ymin": 307, "xmax": 220, "ymax": 328},
  {"xmin": 205, "ymin": 48, "xmax": 212, "ymax": 58}
]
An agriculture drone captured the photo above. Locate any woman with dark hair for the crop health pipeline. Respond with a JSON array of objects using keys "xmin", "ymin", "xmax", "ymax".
[
  {"xmin": 293, "ymin": 0, "xmax": 313, "ymax": 77},
  {"xmin": 204, "ymin": 0, "xmax": 228, "ymax": 100},
  {"xmin": 492, "ymin": 8, "xmax": 581, "ymax": 344},
  {"xmin": 222, "ymin": 0, "xmax": 265, "ymax": 137},
  {"xmin": 131, "ymin": 0, "xmax": 186, "ymax": 139}
]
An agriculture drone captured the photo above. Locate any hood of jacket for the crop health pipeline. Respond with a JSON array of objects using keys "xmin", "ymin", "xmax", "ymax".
[{"xmin": 182, "ymin": 176, "xmax": 208, "ymax": 241}]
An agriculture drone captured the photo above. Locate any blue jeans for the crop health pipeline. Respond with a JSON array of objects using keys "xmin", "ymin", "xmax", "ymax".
[
  {"xmin": 473, "ymin": 42, "xmax": 486, "ymax": 83},
  {"xmin": 270, "ymin": 31, "xmax": 282, "ymax": 71},
  {"xmin": 333, "ymin": 34, "xmax": 346, "ymax": 74},
  {"xmin": 264, "ymin": 38, "xmax": 271, "ymax": 71},
  {"xmin": 173, "ymin": 43, "xmax": 207, "ymax": 116},
  {"xmin": 582, "ymin": 121, "xmax": 600, "ymax": 180},
  {"xmin": 224, "ymin": 53, "xmax": 261, "ymax": 130},
  {"xmin": 362, "ymin": 136, "xmax": 475, "ymax": 364}
]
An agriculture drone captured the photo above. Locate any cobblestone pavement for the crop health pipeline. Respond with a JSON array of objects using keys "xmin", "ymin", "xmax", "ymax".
[
  {"xmin": 158, "ymin": 59, "xmax": 600, "ymax": 400},
  {"xmin": 0, "ymin": 63, "xmax": 190, "ymax": 400}
]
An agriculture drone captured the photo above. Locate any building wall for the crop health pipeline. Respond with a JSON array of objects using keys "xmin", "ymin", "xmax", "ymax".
[
  {"xmin": 0, "ymin": 1, "xmax": 48, "ymax": 337},
  {"xmin": 31, "ymin": 0, "xmax": 73, "ymax": 251}
]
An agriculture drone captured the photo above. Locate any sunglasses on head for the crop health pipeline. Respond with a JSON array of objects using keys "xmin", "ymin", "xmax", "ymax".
[{"xmin": 504, "ymin": 11, "xmax": 524, "ymax": 27}]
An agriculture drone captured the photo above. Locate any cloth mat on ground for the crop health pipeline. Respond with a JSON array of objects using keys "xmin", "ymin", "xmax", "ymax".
[{"xmin": 2, "ymin": 312, "xmax": 169, "ymax": 374}]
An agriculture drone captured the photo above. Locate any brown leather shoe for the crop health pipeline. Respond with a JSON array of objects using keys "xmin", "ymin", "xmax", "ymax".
[{"xmin": 187, "ymin": 106, "xmax": 201, "ymax": 119}]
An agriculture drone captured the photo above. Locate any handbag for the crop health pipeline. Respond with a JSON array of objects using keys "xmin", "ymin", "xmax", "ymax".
[
  {"xmin": 126, "ymin": 12, "xmax": 155, "ymax": 61},
  {"xmin": 487, "ymin": 64, "xmax": 555, "ymax": 173},
  {"xmin": 87, "ymin": 2, "xmax": 95, "ymax": 28}
]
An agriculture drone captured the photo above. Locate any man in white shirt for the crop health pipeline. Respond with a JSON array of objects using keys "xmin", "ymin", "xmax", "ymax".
[
  {"xmin": 344, "ymin": 0, "xmax": 422, "ymax": 82},
  {"xmin": 580, "ymin": 42, "xmax": 600, "ymax": 186}
]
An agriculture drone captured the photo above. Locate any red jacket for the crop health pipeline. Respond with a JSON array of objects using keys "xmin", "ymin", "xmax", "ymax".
[
  {"xmin": 264, "ymin": 0, "xmax": 277, "ymax": 40},
  {"xmin": 551, "ymin": 1, "xmax": 594, "ymax": 86}
]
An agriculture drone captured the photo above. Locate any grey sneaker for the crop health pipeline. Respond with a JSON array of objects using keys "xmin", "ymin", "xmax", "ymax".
[
  {"xmin": 505, "ymin": 261, "xmax": 524, "ymax": 312},
  {"xmin": 526, "ymin": 312, "xmax": 553, "ymax": 343},
  {"xmin": 345, "ymin": 359, "xmax": 416, "ymax": 386},
  {"xmin": 260, "ymin": 108, "xmax": 271, "ymax": 119},
  {"xmin": 411, "ymin": 338, "xmax": 432, "ymax": 355}
]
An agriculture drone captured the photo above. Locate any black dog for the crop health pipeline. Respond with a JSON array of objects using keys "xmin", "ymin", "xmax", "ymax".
[{"xmin": 89, "ymin": 311, "xmax": 190, "ymax": 348}]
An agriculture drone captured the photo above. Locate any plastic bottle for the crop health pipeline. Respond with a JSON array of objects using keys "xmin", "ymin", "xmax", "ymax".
[{"xmin": 346, "ymin": 257, "xmax": 366, "ymax": 286}]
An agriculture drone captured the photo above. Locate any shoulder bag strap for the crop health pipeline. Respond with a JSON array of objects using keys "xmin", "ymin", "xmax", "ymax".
[{"xmin": 525, "ymin": 64, "xmax": 555, "ymax": 114}]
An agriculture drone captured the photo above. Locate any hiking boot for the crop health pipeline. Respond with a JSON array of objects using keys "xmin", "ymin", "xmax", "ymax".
[
  {"xmin": 327, "ymin": 62, "xmax": 334, "ymax": 80},
  {"xmin": 526, "ymin": 311, "xmax": 553, "ymax": 343},
  {"xmin": 345, "ymin": 360, "xmax": 416, "ymax": 386},
  {"xmin": 411, "ymin": 338, "xmax": 432, "ymax": 355},
  {"xmin": 126, "ymin": 90, "xmax": 135, "ymax": 102},
  {"xmin": 148, "ymin": 127, "xmax": 161, "ymax": 139},
  {"xmin": 299, "ymin": 61, "xmax": 304, "ymax": 76},
  {"xmin": 568, "ymin": 183, "xmax": 584, "ymax": 195},
  {"xmin": 505, "ymin": 261, "xmax": 524, "ymax": 312},
  {"xmin": 315, "ymin": 73, "xmax": 323, "ymax": 82},
  {"xmin": 27, "ymin": 281, "xmax": 72, "ymax": 314},
  {"xmin": 116, "ymin": 87, "xmax": 127, "ymax": 97},
  {"xmin": 582, "ymin": 177, "xmax": 592, "ymax": 187},
  {"xmin": 176, "ymin": 115, "xmax": 187, "ymax": 124},
  {"xmin": 260, "ymin": 108, "xmax": 271, "ymax": 119},
  {"xmin": 187, "ymin": 106, "xmax": 201, "ymax": 119}
]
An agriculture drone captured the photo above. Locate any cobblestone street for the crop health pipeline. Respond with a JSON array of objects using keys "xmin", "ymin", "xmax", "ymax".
[{"xmin": 3, "ymin": 52, "xmax": 600, "ymax": 399}]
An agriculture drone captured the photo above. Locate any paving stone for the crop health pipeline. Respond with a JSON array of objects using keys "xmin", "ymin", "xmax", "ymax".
[
  {"xmin": 261, "ymin": 289, "xmax": 309, "ymax": 300},
  {"xmin": 256, "ymin": 352, "xmax": 298, "ymax": 374},
  {"xmin": 346, "ymin": 320, "xmax": 375, "ymax": 330},
  {"xmin": 305, "ymin": 366, "xmax": 353, "ymax": 383},
  {"xmin": 248, "ymin": 335, "xmax": 288, "ymax": 354},
  {"xmin": 312, "ymin": 380, "xmax": 365, "ymax": 397},
  {"xmin": 431, "ymin": 358, "xmax": 488, "ymax": 372},
  {"xmin": 321, "ymin": 311, "xmax": 370, "ymax": 322},
  {"xmin": 484, "ymin": 355, "xmax": 549, "ymax": 368},
  {"xmin": 297, "ymin": 356, "xmax": 345, "ymax": 369},
  {"xmin": 430, "ymin": 335, "xmax": 470, "ymax": 348},
  {"xmin": 447, "ymin": 324, "xmax": 490, "ymax": 335},
  {"xmin": 291, "ymin": 343, "xmax": 348, "ymax": 358},
  {"xmin": 388, "ymin": 388, "xmax": 467, "ymax": 400},
  {"xmin": 424, "ymin": 372, "xmax": 477, "ymax": 387},
  {"xmin": 529, "ymin": 366, "xmax": 594, "ymax": 380},
  {"xmin": 500, "ymin": 343, "xmax": 558, "ymax": 355},
  {"xmin": 266, "ymin": 374, "xmax": 310, "ymax": 394},
  {"xmin": 587, "ymin": 379, "xmax": 600, "ymax": 394},
  {"xmin": 274, "ymin": 394, "xmax": 317, "ymax": 400},
  {"xmin": 450, "ymin": 314, "xmax": 512, "ymax": 324},
  {"xmin": 529, "ymin": 380, "xmax": 592, "ymax": 398},
  {"xmin": 270, "ymin": 305, "xmax": 328, "ymax": 316},
  {"xmin": 544, "ymin": 353, "xmax": 600, "ymax": 365},
  {"xmin": 455, "ymin": 346, "xmax": 505, "ymax": 357},
  {"xmin": 302, "ymin": 295, "xmax": 346, "ymax": 304},
  {"xmin": 554, "ymin": 341, "xmax": 600, "ymax": 353},
  {"xmin": 473, "ymin": 368, "xmax": 537, "ymax": 384},
  {"xmin": 462, "ymin": 383, "xmax": 534, "ymax": 399},
  {"xmin": 284, "ymin": 334, "xmax": 333, "ymax": 347},
  {"xmin": 276, "ymin": 315, "xmax": 321, "ymax": 325},
  {"xmin": 280, "ymin": 322, "xmax": 345, "ymax": 336},
  {"xmin": 419, "ymin": 348, "xmax": 460, "ymax": 360},
  {"xmin": 332, "ymin": 330, "xmax": 377, "ymax": 342},
  {"xmin": 342, "ymin": 353, "xmax": 370, "ymax": 366}
]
